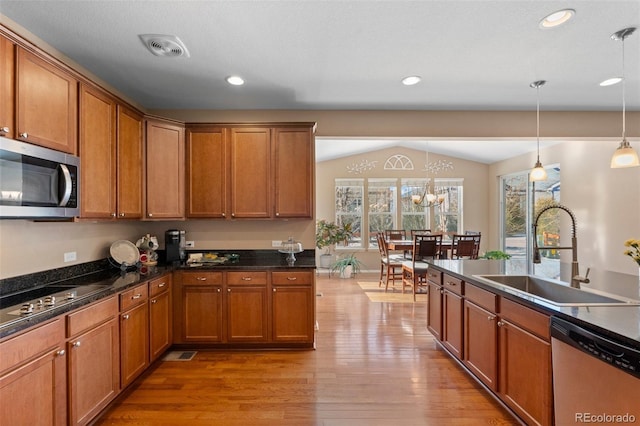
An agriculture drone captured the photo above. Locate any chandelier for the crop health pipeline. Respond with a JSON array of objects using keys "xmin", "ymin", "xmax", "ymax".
[{"xmin": 411, "ymin": 143, "xmax": 445, "ymax": 207}]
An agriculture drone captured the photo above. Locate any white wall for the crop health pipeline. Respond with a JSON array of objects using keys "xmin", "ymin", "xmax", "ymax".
[{"xmin": 489, "ymin": 140, "xmax": 640, "ymax": 275}]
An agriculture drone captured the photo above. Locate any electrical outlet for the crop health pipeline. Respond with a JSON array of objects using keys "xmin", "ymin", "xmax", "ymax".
[
  {"xmin": 272, "ymin": 240, "xmax": 282, "ymax": 247},
  {"xmin": 186, "ymin": 240, "xmax": 195, "ymax": 248},
  {"xmin": 64, "ymin": 251, "xmax": 77, "ymax": 262}
]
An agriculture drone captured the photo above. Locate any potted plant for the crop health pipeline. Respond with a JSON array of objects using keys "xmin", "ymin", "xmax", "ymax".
[
  {"xmin": 479, "ymin": 250, "xmax": 512, "ymax": 260},
  {"xmin": 315, "ymin": 220, "xmax": 354, "ymax": 268},
  {"xmin": 331, "ymin": 253, "xmax": 364, "ymax": 279}
]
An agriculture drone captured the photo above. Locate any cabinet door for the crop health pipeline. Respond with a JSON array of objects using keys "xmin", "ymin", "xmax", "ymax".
[
  {"xmin": 149, "ymin": 288, "xmax": 172, "ymax": 362},
  {"xmin": 68, "ymin": 317, "xmax": 119, "ymax": 426},
  {"xmin": 186, "ymin": 127, "xmax": 228, "ymax": 218},
  {"xmin": 426, "ymin": 282, "xmax": 443, "ymax": 340},
  {"xmin": 230, "ymin": 127, "xmax": 271, "ymax": 218},
  {"xmin": 120, "ymin": 302, "xmax": 149, "ymax": 388},
  {"xmin": 16, "ymin": 47, "xmax": 77, "ymax": 154},
  {"xmin": 145, "ymin": 119, "xmax": 185, "ymax": 219},
  {"xmin": 498, "ymin": 319, "xmax": 552, "ymax": 426},
  {"xmin": 463, "ymin": 300, "xmax": 498, "ymax": 391},
  {"xmin": 116, "ymin": 105, "xmax": 143, "ymax": 219},
  {"xmin": 272, "ymin": 285, "xmax": 314, "ymax": 343},
  {"xmin": 0, "ymin": 34, "xmax": 15, "ymax": 139},
  {"xmin": 79, "ymin": 83, "xmax": 116, "ymax": 218},
  {"xmin": 182, "ymin": 285, "xmax": 224, "ymax": 342},
  {"xmin": 273, "ymin": 127, "xmax": 313, "ymax": 218},
  {"xmin": 0, "ymin": 347, "xmax": 66, "ymax": 426},
  {"xmin": 442, "ymin": 289, "xmax": 463, "ymax": 359},
  {"xmin": 227, "ymin": 285, "xmax": 269, "ymax": 342}
]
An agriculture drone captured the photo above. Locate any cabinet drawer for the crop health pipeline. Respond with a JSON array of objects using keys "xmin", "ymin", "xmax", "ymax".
[
  {"xmin": 67, "ymin": 295, "xmax": 118, "ymax": 338},
  {"xmin": 443, "ymin": 274, "xmax": 464, "ymax": 296},
  {"xmin": 500, "ymin": 298, "xmax": 550, "ymax": 341},
  {"xmin": 149, "ymin": 274, "xmax": 171, "ymax": 297},
  {"xmin": 0, "ymin": 318, "xmax": 64, "ymax": 374},
  {"xmin": 119, "ymin": 283, "xmax": 148, "ymax": 311},
  {"xmin": 181, "ymin": 271, "xmax": 223, "ymax": 285},
  {"xmin": 465, "ymin": 283, "xmax": 497, "ymax": 312},
  {"xmin": 272, "ymin": 271, "xmax": 313, "ymax": 285},
  {"xmin": 227, "ymin": 271, "xmax": 268, "ymax": 285},
  {"xmin": 426, "ymin": 268, "xmax": 442, "ymax": 285}
]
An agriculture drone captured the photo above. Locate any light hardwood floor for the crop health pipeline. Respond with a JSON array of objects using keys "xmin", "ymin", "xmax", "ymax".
[{"xmin": 93, "ymin": 273, "xmax": 518, "ymax": 425}]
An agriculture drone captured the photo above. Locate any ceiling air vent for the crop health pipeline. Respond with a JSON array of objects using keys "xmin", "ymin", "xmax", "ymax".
[{"xmin": 139, "ymin": 34, "xmax": 190, "ymax": 58}]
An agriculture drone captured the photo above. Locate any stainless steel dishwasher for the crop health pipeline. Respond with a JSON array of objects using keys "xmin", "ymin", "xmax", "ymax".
[{"xmin": 551, "ymin": 316, "xmax": 640, "ymax": 425}]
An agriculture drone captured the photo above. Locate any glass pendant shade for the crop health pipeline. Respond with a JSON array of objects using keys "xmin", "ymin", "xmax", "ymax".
[
  {"xmin": 530, "ymin": 161, "xmax": 548, "ymax": 181},
  {"xmin": 611, "ymin": 139, "xmax": 640, "ymax": 168}
]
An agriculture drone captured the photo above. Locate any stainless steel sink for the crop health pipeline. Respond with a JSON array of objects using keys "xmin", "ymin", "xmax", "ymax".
[{"xmin": 472, "ymin": 274, "xmax": 640, "ymax": 307}]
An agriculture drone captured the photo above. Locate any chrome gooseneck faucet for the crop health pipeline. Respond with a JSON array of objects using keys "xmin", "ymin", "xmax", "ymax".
[{"xmin": 532, "ymin": 203, "xmax": 590, "ymax": 288}]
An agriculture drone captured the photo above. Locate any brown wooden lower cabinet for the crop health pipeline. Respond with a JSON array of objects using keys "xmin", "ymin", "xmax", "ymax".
[
  {"xmin": 149, "ymin": 275, "xmax": 172, "ymax": 362},
  {"xmin": 119, "ymin": 283, "xmax": 149, "ymax": 388},
  {"xmin": 426, "ymin": 270, "xmax": 552, "ymax": 426},
  {"xmin": 67, "ymin": 297, "xmax": 120, "ymax": 426},
  {"xmin": 173, "ymin": 269, "xmax": 315, "ymax": 347},
  {"xmin": 0, "ymin": 319, "xmax": 67, "ymax": 426}
]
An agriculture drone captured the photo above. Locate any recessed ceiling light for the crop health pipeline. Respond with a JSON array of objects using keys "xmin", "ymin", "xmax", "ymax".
[
  {"xmin": 539, "ymin": 9, "xmax": 575, "ymax": 28},
  {"xmin": 226, "ymin": 75, "xmax": 245, "ymax": 86},
  {"xmin": 600, "ymin": 77, "xmax": 622, "ymax": 87},
  {"xmin": 401, "ymin": 76, "xmax": 421, "ymax": 86}
]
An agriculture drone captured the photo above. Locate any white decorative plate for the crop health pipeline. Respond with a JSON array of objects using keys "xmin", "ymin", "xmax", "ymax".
[{"xmin": 110, "ymin": 240, "xmax": 139, "ymax": 265}]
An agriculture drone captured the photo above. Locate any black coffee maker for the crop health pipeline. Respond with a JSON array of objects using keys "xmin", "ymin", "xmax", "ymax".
[{"xmin": 165, "ymin": 229, "xmax": 185, "ymax": 264}]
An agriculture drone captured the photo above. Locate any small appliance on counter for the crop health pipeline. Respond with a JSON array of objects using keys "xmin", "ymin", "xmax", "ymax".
[
  {"xmin": 136, "ymin": 234, "xmax": 158, "ymax": 266},
  {"xmin": 165, "ymin": 229, "xmax": 186, "ymax": 264}
]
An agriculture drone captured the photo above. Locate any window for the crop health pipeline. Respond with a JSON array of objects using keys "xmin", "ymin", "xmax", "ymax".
[
  {"xmin": 335, "ymin": 177, "xmax": 464, "ymax": 249},
  {"xmin": 368, "ymin": 179, "xmax": 397, "ymax": 246},
  {"xmin": 500, "ymin": 165, "xmax": 560, "ymax": 277},
  {"xmin": 335, "ymin": 179, "xmax": 363, "ymax": 248}
]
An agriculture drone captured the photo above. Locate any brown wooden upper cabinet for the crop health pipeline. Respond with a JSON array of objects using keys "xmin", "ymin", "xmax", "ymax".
[
  {"xmin": 185, "ymin": 123, "xmax": 315, "ymax": 219},
  {"xmin": 146, "ymin": 118, "xmax": 185, "ymax": 220},
  {"xmin": 79, "ymin": 83, "xmax": 143, "ymax": 219},
  {"xmin": 0, "ymin": 34, "xmax": 15, "ymax": 139},
  {"xmin": 15, "ymin": 47, "xmax": 78, "ymax": 154}
]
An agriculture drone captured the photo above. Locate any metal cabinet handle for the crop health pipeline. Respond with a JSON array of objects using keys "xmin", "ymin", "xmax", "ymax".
[
  {"xmin": 196, "ymin": 277, "xmax": 207, "ymax": 281},
  {"xmin": 273, "ymin": 288, "xmax": 277, "ymax": 292},
  {"xmin": 148, "ymin": 213, "xmax": 153, "ymax": 217},
  {"xmin": 228, "ymin": 288, "xmax": 231, "ymax": 292},
  {"xmin": 131, "ymin": 294, "xmax": 142, "ymax": 299},
  {"xmin": 222, "ymin": 213, "xmax": 226, "ymax": 217},
  {"xmin": 497, "ymin": 321, "xmax": 505, "ymax": 327},
  {"xmin": 0, "ymin": 126, "xmax": 9, "ymax": 133},
  {"xmin": 111, "ymin": 212, "xmax": 117, "ymax": 217},
  {"xmin": 19, "ymin": 132, "xmax": 28, "ymax": 139},
  {"xmin": 56, "ymin": 349, "xmax": 66, "ymax": 356},
  {"xmin": 447, "ymin": 281, "xmax": 457, "ymax": 286},
  {"xmin": 72, "ymin": 341, "xmax": 81, "ymax": 348},
  {"xmin": 151, "ymin": 299, "xmax": 157, "ymax": 304},
  {"xmin": 123, "ymin": 314, "xmax": 130, "ymax": 320},
  {"xmin": 241, "ymin": 277, "xmax": 252, "ymax": 281},
  {"xmin": 217, "ymin": 288, "xmax": 221, "ymax": 293},
  {"xmin": 119, "ymin": 213, "xmax": 125, "ymax": 217},
  {"xmin": 287, "ymin": 277, "xmax": 297, "ymax": 281},
  {"xmin": 158, "ymin": 282, "xmax": 166, "ymax": 288},
  {"xmin": 231, "ymin": 213, "xmax": 235, "ymax": 217},
  {"xmin": 275, "ymin": 212, "xmax": 280, "ymax": 216},
  {"xmin": 488, "ymin": 316, "xmax": 495, "ymax": 321}
]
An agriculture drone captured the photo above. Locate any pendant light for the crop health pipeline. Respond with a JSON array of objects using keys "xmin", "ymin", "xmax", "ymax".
[
  {"xmin": 529, "ymin": 80, "xmax": 548, "ymax": 181},
  {"xmin": 411, "ymin": 142, "xmax": 444, "ymax": 207},
  {"xmin": 610, "ymin": 27, "xmax": 639, "ymax": 168}
]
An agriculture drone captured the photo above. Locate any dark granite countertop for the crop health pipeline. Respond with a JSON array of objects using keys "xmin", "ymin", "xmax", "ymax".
[
  {"xmin": 428, "ymin": 259, "xmax": 640, "ymax": 349},
  {"xmin": 0, "ymin": 250, "xmax": 316, "ymax": 340}
]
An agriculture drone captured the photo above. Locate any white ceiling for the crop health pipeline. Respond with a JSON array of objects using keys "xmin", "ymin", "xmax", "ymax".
[{"xmin": 0, "ymin": 0, "xmax": 637, "ymax": 162}]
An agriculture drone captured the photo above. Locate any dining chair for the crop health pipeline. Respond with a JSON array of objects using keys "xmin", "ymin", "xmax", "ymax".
[
  {"xmin": 384, "ymin": 229, "xmax": 409, "ymax": 258},
  {"xmin": 464, "ymin": 230, "xmax": 481, "ymax": 236},
  {"xmin": 451, "ymin": 234, "xmax": 481, "ymax": 259},
  {"xmin": 402, "ymin": 234, "xmax": 443, "ymax": 301},
  {"xmin": 377, "ymin": 232, "xmax": 404, "ymax": 292}
]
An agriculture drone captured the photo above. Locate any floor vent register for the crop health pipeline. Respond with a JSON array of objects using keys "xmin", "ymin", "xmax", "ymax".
[{"xmin": 162, "ymin": 351, "xmax": 197, "ymax": 361}]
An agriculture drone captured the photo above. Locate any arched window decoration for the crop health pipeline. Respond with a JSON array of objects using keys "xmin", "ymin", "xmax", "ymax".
[{"xmin": 384, "ymin": 154, "xmax": 413, "ymax": 170}]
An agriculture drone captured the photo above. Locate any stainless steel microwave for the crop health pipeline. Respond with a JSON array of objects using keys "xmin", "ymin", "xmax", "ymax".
[{"xmin": 0, "ymin": 136, "xmax": 80, "ymax": 218}]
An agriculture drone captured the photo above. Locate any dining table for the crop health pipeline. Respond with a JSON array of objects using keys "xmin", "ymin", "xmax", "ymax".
[{"xmin": 386, "ymin": 239, "xmax": 453, "ymax": 259}]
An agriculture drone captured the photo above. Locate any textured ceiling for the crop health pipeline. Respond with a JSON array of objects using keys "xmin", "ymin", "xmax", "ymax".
[{"xmin": 1, "ymin": 0, "xmax": 639, "ymax": 112}]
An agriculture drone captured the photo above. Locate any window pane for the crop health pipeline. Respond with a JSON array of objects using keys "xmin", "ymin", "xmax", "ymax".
[
  {"xmin": 401, "ymin": 178, "xmax": 428, "ymax": 230},
  {"xmin": 368, "ymin": 179, "xmax": 396, "ymax": 245},
  {"xmin": 433, "ymin": 179, "xmax": 463, "ymax": 233},
  {"xmin": 335, "ymin": 179, "xmax": 363, "ymax": 248}
]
